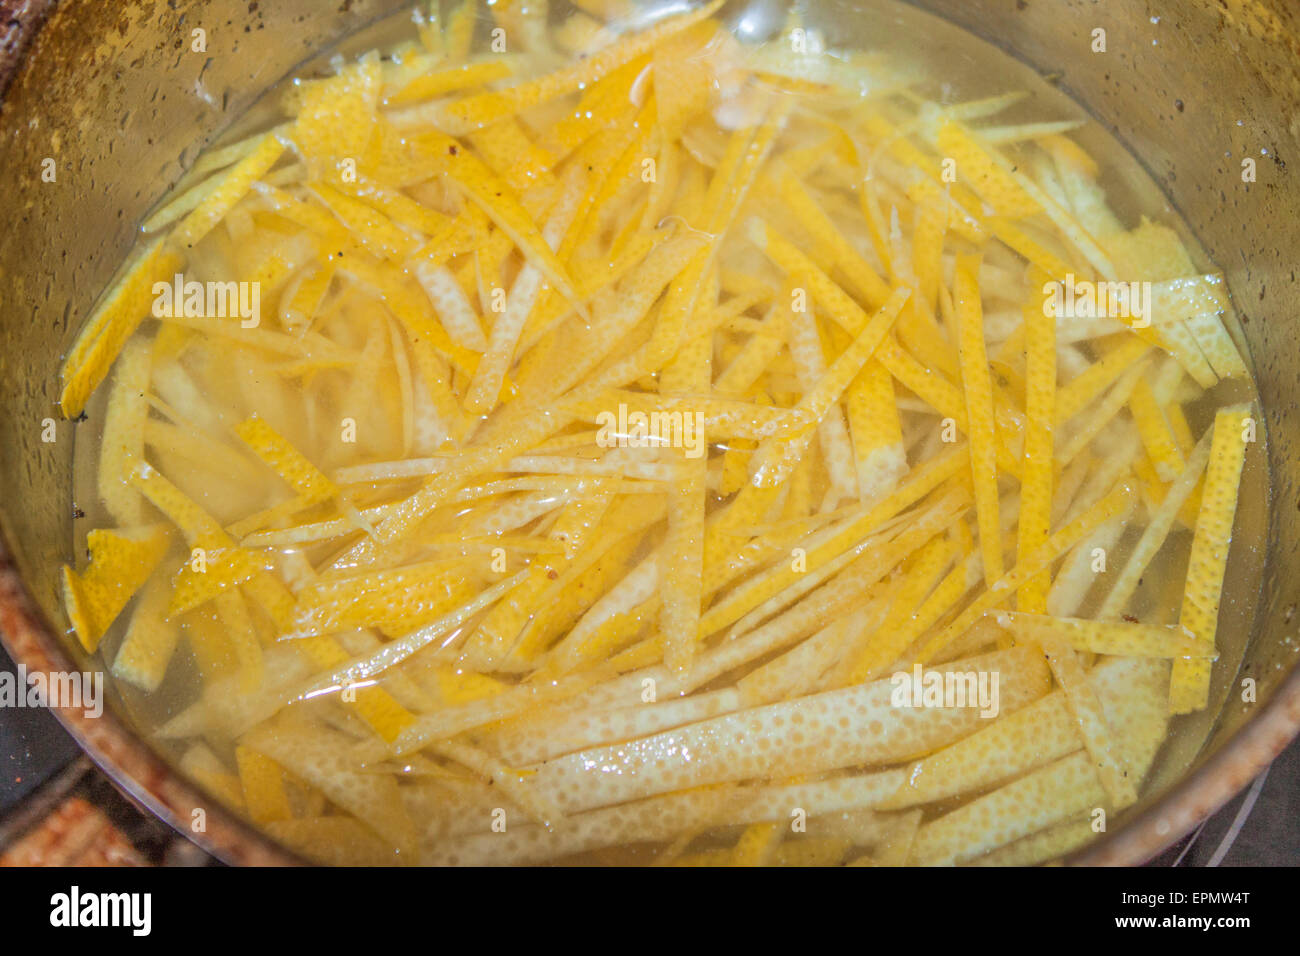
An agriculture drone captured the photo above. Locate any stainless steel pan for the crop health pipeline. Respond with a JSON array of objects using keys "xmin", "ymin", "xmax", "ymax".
[{"xmin": 0, "ymin": 0, "xmax": 1296, "ymax": 864}]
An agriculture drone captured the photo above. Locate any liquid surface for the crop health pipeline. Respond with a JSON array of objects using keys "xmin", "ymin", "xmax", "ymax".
[{"xmin": 60, "ymin": 0, "xmax": 1264, "ymax": 865}]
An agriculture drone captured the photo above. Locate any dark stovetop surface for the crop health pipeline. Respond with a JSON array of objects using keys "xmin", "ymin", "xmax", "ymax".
[
  {"xmin": 0, "ymin": 641, "xmax": 79, "ymax": 817},
  {"xmin": 1, "ymin": 641, "xmax": 1296, "ymax": 865}
]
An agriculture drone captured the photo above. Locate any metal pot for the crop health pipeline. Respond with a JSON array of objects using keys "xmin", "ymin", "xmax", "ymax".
[{"xmin": 0, "ymin": 0, "xmax": 1296, "ymax": 865}]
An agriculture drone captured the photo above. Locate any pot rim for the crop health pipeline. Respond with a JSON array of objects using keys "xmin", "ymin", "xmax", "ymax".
[
  {"xmin": 1070, "ymin": 656, "xmax": 1300, "ymax": 865},
  {"xmin": 0, "ymin": 539, "xmax": 299, "ymax": 865}
]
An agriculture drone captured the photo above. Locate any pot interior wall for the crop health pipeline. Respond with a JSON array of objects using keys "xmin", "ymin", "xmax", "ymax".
[
  {"xmin": 894, "ymin": 0, "xmax": 1300, "ymax": 811},
  {"xmin": 0, "ymin": 0, "xmax": 414, "ymax": 666}
]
